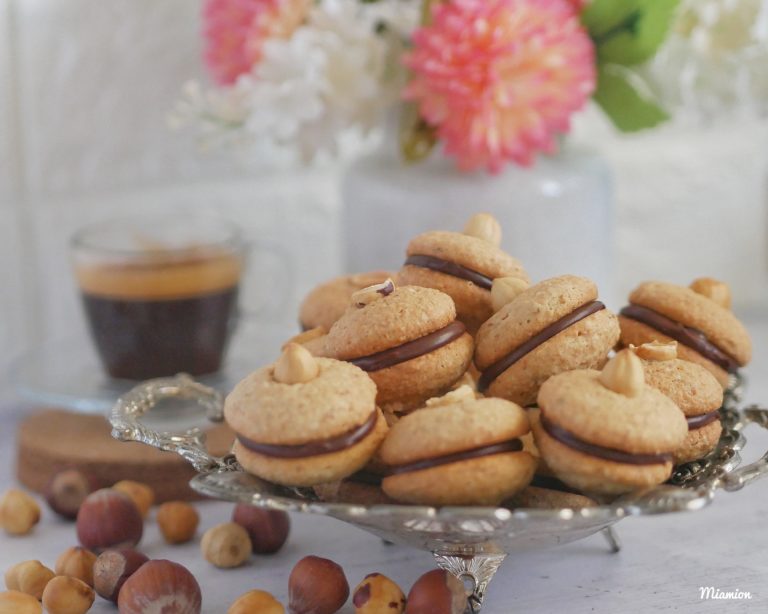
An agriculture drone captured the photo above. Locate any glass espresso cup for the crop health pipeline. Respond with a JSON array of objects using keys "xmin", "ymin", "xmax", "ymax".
[{"xmin": 72, "ymin": 214, "xmax": 245, "ymax": 380}]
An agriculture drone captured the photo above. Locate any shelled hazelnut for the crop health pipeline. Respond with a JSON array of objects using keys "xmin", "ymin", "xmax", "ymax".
[
  {"xmin": 4, "ymin": 560, "xmax": 55, "ymax": 600},
  {"xmin": 55, "ymin": 547, "xmax": 97, "ymax": 587},
  {"xmin": 118, "ymin": 560, "xmax": 201, "ymax": 614},
  {"xmin": 112, "ymin": 481, "xmax": 155, "ymax": 518},
  {"xmin": 405, "ymin": 570, "xmax": 465, "ymax": 614},
  {"xmin": 76, "ymin": 489, "xmax": 143, "ymax": 552},
  {"xmin": 0, "ymin": 590, "xmax": 42, "ymax": 613},
  {"xmin": 353, "ymin": 573, "xmax": 406, "ymax": 614},
  {"xmin": 93, "ymin": 549, "xmax": 148, "ymax": 603},
  {"xmin": 288, "ymin": 556, "xmax": 349, "ymax": 614},
  {"xmin": 41, "ymin": 576, "xmax": 95, "ymax": 614},
  {"xmin": 232, "ymin": 504, "xmax": 290, "ymax": 554},
  {"xmin": 157, "ymin": 501, "xmax": 199, "ymax": 544},
  {"xmin": 45, "ymin": 469, "xmax": 98, "ymax": 520},
  {"xmin": 0, "ymin": 489, "xmax": 41, "ymax": 536},
  {"xmin": 201, "ymin": 523, "xmax": 252, "ymax": 568},
  {"xmin": 228, "ymin": 589, "xmax": 285, "ymax": 614}
]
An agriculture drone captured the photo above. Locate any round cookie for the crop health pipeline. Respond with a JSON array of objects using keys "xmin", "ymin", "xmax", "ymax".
[
  {"xmin": 398, "ymin": 213, "xmax": 529, "ymax": 333},
  {"xmin": 224, "ymin": 344, "xmax": 388, "ymax": 487},
  {"xmin": 299, "ymin": 270, "xmax": 394, "ymax": 331},
  {"xmin": 618, "ymin": 278, "xmax": 752, "ymax": 387},
  {"xmin": 325, "ymin": 280, "xmax": 474, "ymax": 413},
  {"xmin": 379, "ymin": 393, "xmax": 536, "ymax": 506},
  {"xmin": 633, "ymin": 342, "xmax": 724, "ymax": 465},
  {"xmin": 505, "ymin": 478, "xmax": 597, "ymax": 510},
  {"xmin": 474, "ymin": 275, "xmax": 620, "ymax": 407},
  {"xmin": 532, "ymin": 350, "xmax": 688, "ymax": 496}
]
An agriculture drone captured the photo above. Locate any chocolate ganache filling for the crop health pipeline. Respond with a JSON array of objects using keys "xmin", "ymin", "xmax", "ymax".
[
  {"xmin": 349, "ymin": 320, "xmax": 466, "ymax": 372},
  {"xmin": 237, "ymin": 409, "xmax": 378, "ymax": 458},
  {"xmin": 478, "ymin": 301, "xmax": 606, "ymax": 392},
  {"xmin": 619, "ymin": 304, "xmax": 739, "ymax": 373},
  {"xmin": 387, "ymin": 440, "xmax": 523, "ymax": 476},
  {"xmin": 404, "ymin": 255, "xmax": 493, "ymax": 290},
  {"xmin": 686, "ymin": 411, "xmax": 720, "ymax": 431},
  {"xmin": 540, "ymin": 415, "xmax": 672, "ymax": 465}
]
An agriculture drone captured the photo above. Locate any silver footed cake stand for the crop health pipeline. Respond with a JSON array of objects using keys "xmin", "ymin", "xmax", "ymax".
[{"xmin": 109, "ymin": 374, "xmax": 768, "ymax": 613}]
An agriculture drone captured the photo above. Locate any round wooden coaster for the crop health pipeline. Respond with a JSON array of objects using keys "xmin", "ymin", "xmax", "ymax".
[{"xmin": 16, "ymin": 409, "xmax": 234, "ymax": 502}]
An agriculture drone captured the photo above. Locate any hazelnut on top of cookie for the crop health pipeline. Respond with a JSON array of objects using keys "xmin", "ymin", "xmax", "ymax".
[
  {"xmin": 398, "ymin": 213, "xmax": 529, "ymax": 333},
  {"xmin": 224, "ymin": 344, "xmax": 388, "ymax": 487},
  {"xmin": 474, "ymin": 274, "xmax": 620, "ymax": 407},
  {"xmin": 629, "ymin": 341, "xmax": 724, "ymax": 465},
  {"xmin": 325, "ymin": 280, "xmax": 473, "ymax": 415},
  {"xmin": 618, "ymin": 277, "xmax": 752, "ymax": 387},
  {"xmin": 532, "ymin": 349, "xmax": 688, "ymax": 496}
]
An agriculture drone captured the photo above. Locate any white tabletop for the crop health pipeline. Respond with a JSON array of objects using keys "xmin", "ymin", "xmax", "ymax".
[{"xmin": 1, "ymin": 321, "xmax": 766, "ymax": 613}]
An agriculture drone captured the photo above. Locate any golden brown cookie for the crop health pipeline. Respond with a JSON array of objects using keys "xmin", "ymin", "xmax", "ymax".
[
  {"xmin": 533, "ymin": 350, "xmax": 688, "ymax": 495},
  {"xmin": 379, "ymin": 393, "xmax": 536, "ymax": 506},
  {"xmin": 398, "ymin": 214, "xmax": 529, "ymax": 333},
  {"xmin": 505, "ymin": 477, "xmax": 597, "ymax": 510},
  {"xmin": 325, "ymin": 281, "xmax": 474, "ymax": 413},
  {"xmin": 224, "ymin": 344, "xmax": 388, "ymax": 486},
  {"xmin": 633, "ymin": 342, "xmax": 724, "ymax": 465},
  {"xmin": 299, "ymin": 271, "xmax": 395, "ymax": 331},
  {"xmin": 618, "ymin": 278, "xmax": 752, "ymax": 387},
  {"xmin": 474, "ymin": 275, "xmax": 620, "ymax": 406}
]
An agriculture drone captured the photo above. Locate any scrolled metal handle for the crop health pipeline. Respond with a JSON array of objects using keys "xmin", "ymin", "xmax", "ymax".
[
  {"xmin": 109, "ymin": 374, "xmax": 239, "ymax": 474},
  {"xmin": 718, "ymin": 406, "xmax": 768, "ymax": 492}
]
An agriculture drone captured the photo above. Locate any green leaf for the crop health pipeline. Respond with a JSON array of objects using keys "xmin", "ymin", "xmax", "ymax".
[
  {"xmin": 581, "ymin": 0, "xmax": 644, "ymax": 39},
  {"xmin": 596, "ymin": 0, "xmax": 680, "ymax": 66},
  {"xmin": 593, "ymin": 65, "xmax": 669, "ymax": 132}
]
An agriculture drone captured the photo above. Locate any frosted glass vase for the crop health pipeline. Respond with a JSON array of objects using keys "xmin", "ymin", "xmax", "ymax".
[{"xmin": 341, "ymin": 139, "xmax": 616, "ymax": 302}]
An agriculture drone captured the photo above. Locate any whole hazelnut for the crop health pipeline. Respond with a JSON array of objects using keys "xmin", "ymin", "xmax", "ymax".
[
  {"xmin": 76, "ymin": 489, "xmax": 143, "ymax": 552},
  {"xmin": 201, "ymin": 522, "xmax": 252, "ymax": 568},
  {"xmin": 157, "ymin": 501, "xmax": 200, "ymax": 544},
  {"xmin": 288, "ymin": 555, "xmax": 349, "ymax": 614},
  {"xmin": 0, "ymin": 489, "xmax": 41, "ymax": 536},
  {"xmin": 45, "ymin": 469, "xmax": 98, "ymax": 520},
  {"xmin": 232, "ymin": 504, "xmax": 290, "ymax": 554},
  {"xmin": 118, "ymin": 559, "xmax": 201, "ymax": 614},
  {"xmin": 0, "ymin": 590, "xmax": 42, "ymax": 613},
  {"xmin": 112, "ymin": 480, "xmax": 155, "ymax": 518},
  {"xmin": 4, "ymin": 560, "xmax": 55, "ymax": 600},
  {"xmin": 405, "ymin": 570, "xmax": 466, "ymax": 614},
  {"xmin": 41, "ymin": 576, "xmax": 95, "ymax": 614},
  {"xmin": 55, "ymin": 547, "xmax": 97, "ymax": 587},
  {"xmin": 228, "ymin": 590, "xmax": 285, "ymax": 614},
  {"xmin": 93, "ymin": 548, "xmax": 148, "ymax": 603},
  {"xmin": 599, "ymin": 349, "xmax": 645, "ymax": 397},
  {"xmin": 353, "ymin": 573, "xmax": 406, "ymax": 614}
]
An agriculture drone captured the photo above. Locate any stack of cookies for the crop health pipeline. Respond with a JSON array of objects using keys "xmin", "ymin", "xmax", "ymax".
[{"xmin": 223, "ymin": 214, "xmax": 752, "ymax": 508}]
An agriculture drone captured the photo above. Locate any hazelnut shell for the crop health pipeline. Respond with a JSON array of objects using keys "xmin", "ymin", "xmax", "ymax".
[
  {"xmin": 232, "ymin": 504, "xmax": 290, "ymax": 554},
  {"xmin": 76, "ymin": 489, "xmax": 143, "ymax": 552},
  {"xmin": 289, "ymin": 556, "xmax": 349, "ymax": 614},
  {"xmin": 405, "ymin": 570, "xmax": 466, "ymax": 614},
  {"xmin": 118, "ymin": 560, "xmax": 202, "ymax": 614},
  {"xmin": 93, "ymin": 548, "xmax": 149, "ymax": 603}
]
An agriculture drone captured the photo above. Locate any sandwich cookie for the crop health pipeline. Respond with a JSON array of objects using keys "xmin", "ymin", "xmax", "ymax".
[
  {"xmin": 299, "ymin": 270, "xmax": 394, "ymax": 331},
  {"xmin": 325, "ymin": 279, "xmax": 474, "ymax": 414},
  {"xmin": 224, "ymin": 344, "xmax": 388, "ymax": 487},
  {"xmin": 633, "ymin": 341, "xmax": 724, "ymax": 465},
  {"xmin": 532, "ymin": 350, "xmax": 688, "ymax": 495},
  {"xmin": 474, "ymin": 275, "xmax": 620, "ymax": 407},
  {"xmin": 618, "ymin": 278, "xmax": 752, "ymax": 387},
  {"xmin": 506, "ymin": 477, "xmax": 597, "ymax": 510},
  {"xmin": 379, "ymin": 388, "xmax": 536, "ymax": 506},
  {"xmin": 398, "ymin": 213, "xmax": 529, "ymax": 333}
]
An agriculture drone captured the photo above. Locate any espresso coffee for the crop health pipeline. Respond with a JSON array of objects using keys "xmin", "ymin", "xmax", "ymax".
[{"xmin": 76, "ymin": 252, "xmax": 242, "ymax": 380}]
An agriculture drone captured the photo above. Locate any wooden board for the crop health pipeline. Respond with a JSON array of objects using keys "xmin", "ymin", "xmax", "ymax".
[{"xmin": 16, "ymin": 409, "xmax": 234, "ymax": 502}]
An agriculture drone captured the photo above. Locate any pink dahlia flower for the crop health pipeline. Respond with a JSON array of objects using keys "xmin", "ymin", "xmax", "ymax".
[
  {"xmin": 203, "ymin": 0, "xmax": 310, "ymax": 85},
  {"xmin": 404, "ymin": 0, "xmax": 596, "ymax": 172}
]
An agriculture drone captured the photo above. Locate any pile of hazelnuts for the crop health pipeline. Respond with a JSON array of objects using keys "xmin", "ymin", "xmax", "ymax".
[{"xmin": 0, "ymin": 468, "xmax": 464, "ymax": 613}]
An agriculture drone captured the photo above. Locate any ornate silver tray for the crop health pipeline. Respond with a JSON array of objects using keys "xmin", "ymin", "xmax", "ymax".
[{"xmin": 110, "ymin": 374, "xmax": 768, "ymax": 613}]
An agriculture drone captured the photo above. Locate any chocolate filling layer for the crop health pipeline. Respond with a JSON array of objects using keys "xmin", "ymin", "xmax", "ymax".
[
  {"xmin": 237, "ymin": 410, "xmax": 378, "ymax": 458},
  {"xmin": 619, "ymin": 304, "xmax": 739, "ymax": 373},
  {"xmin": 541, "ymin": 415, "xmax": 672, "ymax": 465},
  {"xmin": 686, "ymin": 411, "xmax": 720, "ymax": 431},
  {"xmin": 478, "ymin": 301, "xmax": 606, "ymax": 392},
  {"xmin": 349, "ymin": 320, "xmax": 466, "ymax": 372},
  {"xmin": 386, "ymin": 439, "xmax": 523, "ymax": 476},
  {"xmin": 404, "ymin": 255, "xmax": 493, "ymax": 290}
]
